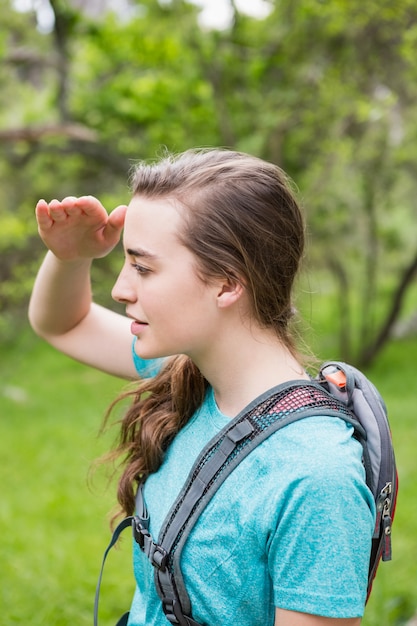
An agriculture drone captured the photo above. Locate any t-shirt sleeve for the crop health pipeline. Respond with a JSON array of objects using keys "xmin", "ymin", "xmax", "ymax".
[
  {"xmin": 131, "ymin": 338, "xmax": 165, "ymax": 378},
  {"xmin": 267, "ymin": 417, "xmax": 376, "ymax": 618}
]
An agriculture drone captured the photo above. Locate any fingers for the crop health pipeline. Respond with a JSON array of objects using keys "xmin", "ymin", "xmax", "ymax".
[
  {"xmin": 73, "ymin": 195, "xmax": 108, "ymax": 219},
  {"xmin": 36, "ymin": 197, "xmax": 76, "ymax": 225},
  {"xmin": 35, "ymin": 199, "xmax": 54, "ymax": 230},
  {"xmin": 35, "ymin": 195, "xmax": 108, "ymax": 224},
  {"xmin": 48, "ymin": 198, "xmax": 70, "ymax": 222},
  {"xmin": 60, "ymin": 196, "xmax": 81, "ymax": 218}
]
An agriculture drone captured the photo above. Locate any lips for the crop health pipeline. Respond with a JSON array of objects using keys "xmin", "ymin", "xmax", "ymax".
[
  {"xmin": 127, "ymin": 311, "xmax": 149, "ymax": 335},
  {"xmin": 130, "ymin": 320, "xmax": 148, "ymax": 335}
]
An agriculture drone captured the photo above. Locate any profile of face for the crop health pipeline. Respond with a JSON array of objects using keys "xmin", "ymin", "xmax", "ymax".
[
  {"xmin": 113, "ymin": 149, "xmax": 304, "ymax": 365},
  {"xmin": 112, "ymin": 196, "xmax": 241, "ymax": 362}
]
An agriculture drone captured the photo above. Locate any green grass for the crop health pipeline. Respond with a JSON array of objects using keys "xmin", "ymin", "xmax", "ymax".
[
  {"xmin": 1, "ymin": 327, "xmax": 416, "ymax": 625},
  {"xmin": 0, "ymin": 331, "xmax": 133, "ymax": 625}
]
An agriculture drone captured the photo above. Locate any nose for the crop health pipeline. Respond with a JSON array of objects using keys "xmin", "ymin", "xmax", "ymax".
[{"xmin": 111, "ymin": 264, "xmax": 137, "ymax": 304}]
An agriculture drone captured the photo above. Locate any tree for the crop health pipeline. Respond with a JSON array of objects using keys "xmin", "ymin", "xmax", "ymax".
[{"xmin": 1, "ymin": 0, "xmax": 416, "ymax": 366}]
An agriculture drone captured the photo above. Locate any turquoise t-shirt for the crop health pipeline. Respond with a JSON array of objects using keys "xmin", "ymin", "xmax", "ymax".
[{"xmin": 128, "ymin": 348, "xmax": 375, "ymax": 625}]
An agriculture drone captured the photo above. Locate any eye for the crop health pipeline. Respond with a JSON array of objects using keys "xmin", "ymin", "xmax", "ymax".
[{"xmin": 131, "ymin": 263, "xmax": 151, "ymax": 275}]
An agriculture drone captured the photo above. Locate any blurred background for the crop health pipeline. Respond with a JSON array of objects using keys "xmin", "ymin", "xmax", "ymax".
[{"xmin": 0, "ymin": 1, "xmax": 416, "ymax": 624}]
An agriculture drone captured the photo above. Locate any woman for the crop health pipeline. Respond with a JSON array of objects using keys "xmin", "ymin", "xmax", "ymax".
[{"xmin": 29, "ymin": 148, "xmax": 375, "ymax": 626}]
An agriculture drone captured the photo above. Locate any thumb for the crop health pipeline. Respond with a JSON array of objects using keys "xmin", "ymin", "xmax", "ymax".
[
  {"xmin": 102, "ymin": 204, "xmax": 127, "ymax": 249},
  {"xmin": 107, "ymin": 204, "xmax": 127, "ymax": 232},
  {"xmin": 105, "ymin": 204, "xmax": 127, "ymax": 241}
]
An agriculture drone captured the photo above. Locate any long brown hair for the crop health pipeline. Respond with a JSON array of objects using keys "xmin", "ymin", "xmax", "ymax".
[{"xmin": 109, "ymin": 148, "xmax": 305, "ymax": 517}]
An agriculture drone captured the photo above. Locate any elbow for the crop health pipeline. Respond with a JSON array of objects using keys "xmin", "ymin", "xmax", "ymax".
[
  {"xmin": 27, "ymin": 298, "xmax": 60, "ymax": 343},
  {"xmin": 28, "ymin": 307, "xmax": 50, "ymax": 341},
  {"xmin": 27, "ymin": 300, "xmax": 41, "ymax": 336}
]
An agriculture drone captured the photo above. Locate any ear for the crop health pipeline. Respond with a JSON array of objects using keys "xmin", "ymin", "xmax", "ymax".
[{"xmin": 216, "ymin": 278, "xmax": 245, "ymax": 309}]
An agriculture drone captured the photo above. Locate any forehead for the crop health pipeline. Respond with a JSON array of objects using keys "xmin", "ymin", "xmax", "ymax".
[{"xmin": 123, "ymin": 196, "xmax": 184, "ymax": 250}]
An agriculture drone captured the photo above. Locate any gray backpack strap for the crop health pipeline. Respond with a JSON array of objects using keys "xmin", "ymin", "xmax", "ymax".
[
  {"xmin": 135, "ymin": 380, "xmax": 359, "ymax": 625},
  {"xmin": 94, "ymin": 516, "xmax": 134, "ymax": 626}
]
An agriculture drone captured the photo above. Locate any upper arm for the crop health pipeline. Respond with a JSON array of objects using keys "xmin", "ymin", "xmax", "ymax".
[
  {"xmin": 275, "ymin": 608, "xmax": 361, "ymax": 626},
  {"xmin": 40, "ymin": 303, "xmax": 138, "ymax": 379}
]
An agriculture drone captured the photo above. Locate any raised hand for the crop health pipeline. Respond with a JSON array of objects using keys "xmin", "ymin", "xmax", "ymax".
[{"xmin": 35, "ymin": 195, "xmax": 127, "ymax": 261}]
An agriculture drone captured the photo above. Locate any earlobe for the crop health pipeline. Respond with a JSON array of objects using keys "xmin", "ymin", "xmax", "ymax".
[{"xmin": 216, "ymin": 279, "xmax": 244, "ymax": 309}]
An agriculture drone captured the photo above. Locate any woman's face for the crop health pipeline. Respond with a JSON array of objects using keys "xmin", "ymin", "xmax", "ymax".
[{"xmin": 112, "ymin": 195, "xmax": 225, "ymax": 362}]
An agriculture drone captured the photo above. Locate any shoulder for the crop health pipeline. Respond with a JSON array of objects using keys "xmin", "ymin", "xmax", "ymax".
[
  {"xmin": 230, "ymin": 415, "xmax": 375, "ymax": 534},
  {"xmin": 253, "ymin": 414, "xmax": 365, "ymax": 481}
]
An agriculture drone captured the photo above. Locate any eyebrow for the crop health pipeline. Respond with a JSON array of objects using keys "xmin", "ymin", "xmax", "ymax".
[{"xmin": 126, "ymin": 247, "xmax": 159, "ymax": 260}]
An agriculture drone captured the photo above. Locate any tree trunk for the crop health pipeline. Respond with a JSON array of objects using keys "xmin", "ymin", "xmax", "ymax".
[
  {"xmin": 327, "ymin": 256, "xmax": 352, "ymax": 362},
  {"xmin": 359, "ymin": 248, "xmax": 417, "ymax": 367}
]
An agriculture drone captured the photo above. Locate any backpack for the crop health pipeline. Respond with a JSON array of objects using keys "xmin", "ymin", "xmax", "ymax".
[{"xmin": 94, "ymin": 361, "xmax": 398, "ymax": 626}]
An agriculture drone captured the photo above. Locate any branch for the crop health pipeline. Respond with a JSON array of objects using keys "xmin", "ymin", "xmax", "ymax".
[
  {"xmin": 52, "ymin": 139, "xmax": 129, "ymax": 174},
  {"xmin": 0, "ymin": 124, "xmax": 128, "ymax": 173},
  {"xmin": 4, "ymin": 48, "xmax": 55, "ymax": 67},
  {"xmin": 0, "ymin": 123, "xmax": 97, "ymax": 143}
]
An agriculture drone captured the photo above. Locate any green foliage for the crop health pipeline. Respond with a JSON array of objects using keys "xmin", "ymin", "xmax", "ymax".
[{"xmin": 0, "ymin": 0, "xmax": 416, "ymax": 354}]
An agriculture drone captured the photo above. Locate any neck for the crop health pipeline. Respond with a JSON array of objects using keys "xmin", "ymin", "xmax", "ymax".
[{"xmin": 191, "ymin": 324, "xmax": 309, "ymax": 418}]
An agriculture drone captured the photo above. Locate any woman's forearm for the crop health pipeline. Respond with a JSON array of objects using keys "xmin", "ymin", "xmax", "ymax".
[{"xmin": 28, "ymin": 251, "xmax": 93, "ymax": 338}]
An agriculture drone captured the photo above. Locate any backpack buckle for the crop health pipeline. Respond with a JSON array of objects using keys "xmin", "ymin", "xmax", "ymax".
[
  {"xmin": 150, "ymin": 544, "xmax": 168, "ymax": 570},
  {"xmin": 162, "ymin": 597, "xmax": 187, "ymax": 625},
  {"xmin": 132, "ymin": 517, "xmax": 168, "ymax": 570},
  {"xmin": 132, "ymin": 517, "xmax": 149, "ymax": 549}
]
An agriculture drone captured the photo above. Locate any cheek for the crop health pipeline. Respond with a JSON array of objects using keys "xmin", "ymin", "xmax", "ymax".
[
  {"xmin": 141, "ymin": 269, "xmax": 215, "ymax": 320},
  {"xmin": 139, "ymin": 279, "xmax": 174, "ymax": 314}
]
